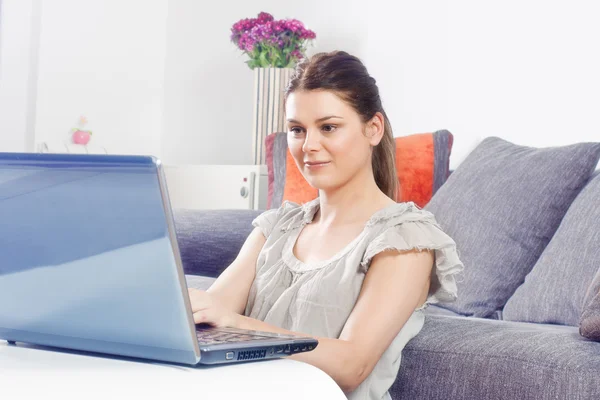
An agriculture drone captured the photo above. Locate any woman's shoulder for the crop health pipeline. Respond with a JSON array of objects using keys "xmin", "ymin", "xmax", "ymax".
[
  {"xmin": 366, "ymin": 201, "xmax": 438, "ymax": 229},
  {"xmin": 252, "ymin": 198, "xmax": 319, "ymax": 238},
  {"xmin": 361, "ymin": 201, "xmax": 464, "ymax": 304},
  {"xmin": 361, "ymin": 201, "xmax": 453, "ymax": 262}
]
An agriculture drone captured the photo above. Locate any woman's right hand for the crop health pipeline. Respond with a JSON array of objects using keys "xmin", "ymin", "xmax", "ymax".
[{"xmin": 187, "ymin": 288, "xmax": 239, "ymax": 328}]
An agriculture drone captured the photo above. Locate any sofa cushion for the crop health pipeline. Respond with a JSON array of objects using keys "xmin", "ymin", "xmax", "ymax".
[
  {"xmin": 265, "ymin": 130, "xmax": 454, "ymax": 208},
  {"xmin": 394, "ymin": 130, "xmax": 453, "ymax": 207},
  {"xmin": 424, "ymin": 137, "xmax": 600, "ymax": 318},
  {"xmin": 173, "ymin": 209, "xmax": 261, "ymax": 278},
  {"xmin": 265, "ymin": 132, "xmax": 287, "ymax": 209},
  {"xmin": 281, "ymin": 143, "xmax": 319, "ymax": 206},
  {"xmin": 423, "ymin": 304, "xmax": 462, "ymax": 317},
  {"xmin": 392, "ymin": 315, "xmax": 600, "ymax": 400},
  {"xmin": 580, "ymin": 268, "xmax": 600, "ymax": 341},
  {"xmin": 185, "ymin": 274, "xmax": 216, "ymax": 290},
  {"xmin": 502, "ymin": 172, "xmax": 600, "ymax": 325},
  {"xmin": 265, "ymin": 131, "xmax": 315, "ymax": 208}
]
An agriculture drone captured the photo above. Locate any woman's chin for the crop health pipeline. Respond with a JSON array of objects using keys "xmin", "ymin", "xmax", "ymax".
[{"xmin": 303, "ymin": 177, "xmax": 336, "ymax": 192}]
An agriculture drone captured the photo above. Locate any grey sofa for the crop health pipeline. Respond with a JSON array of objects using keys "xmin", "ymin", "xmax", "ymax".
[{"xmin": 174, "ymin": 205, "xmax": 600, "ymax": 400}]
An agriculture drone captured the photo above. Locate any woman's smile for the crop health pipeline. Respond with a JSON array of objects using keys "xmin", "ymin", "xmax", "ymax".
[{"xmin": 304, "ymin": 160, "xmax": 331, "ymax": 170}]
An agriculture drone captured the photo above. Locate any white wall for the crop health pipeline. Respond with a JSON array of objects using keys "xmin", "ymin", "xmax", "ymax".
[
  {"xmin": 366, "ymin": 0, "xmax": 600, "ymax": 168},
  {"xmin": 0, "ymin": 0, "xmax": 41, "ymax": 152},
  {"xmin": 33, "ymin": 0, "xmax": 168, "ymax": 157},
  {"xmin": 2, "ymin": 1, "xmax": 600, "ymax": 168},
  {"xmin": 164, "ymin": 0, "xmax": 600, "ymax": 168}
]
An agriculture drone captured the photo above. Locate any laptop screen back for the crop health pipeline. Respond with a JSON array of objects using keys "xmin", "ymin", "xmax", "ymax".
[{"xmin": 0, "ymin": 153, "xmax": 198, "ymax": 364}]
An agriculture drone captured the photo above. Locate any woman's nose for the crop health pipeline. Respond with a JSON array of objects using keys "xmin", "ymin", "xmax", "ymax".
[{"xmin": 302, "ymin": 130, "xmax": 321, "ymax": 152}]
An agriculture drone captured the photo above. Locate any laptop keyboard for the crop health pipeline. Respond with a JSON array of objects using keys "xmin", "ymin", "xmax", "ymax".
[{"xmin": 196, "ymin": 327, "xmax": 291, "ymax": 346}]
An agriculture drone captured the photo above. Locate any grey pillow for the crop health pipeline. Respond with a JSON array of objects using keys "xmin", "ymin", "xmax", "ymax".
[
  {"xmin": 503, "ymin": 171, "xmax": 600, "ymax": 325},
  {"xmin": 580, "ymin": 268, "xmax": 600, "ymax": 341},
  {"xmin": 425, "ymin": 137, "xmax": 600, "ymax": 318}
]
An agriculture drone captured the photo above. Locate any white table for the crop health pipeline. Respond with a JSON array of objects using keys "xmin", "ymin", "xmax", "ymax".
[{"xmin": 0, "ymin": 340, "xmax": 346, "ymax": 400}]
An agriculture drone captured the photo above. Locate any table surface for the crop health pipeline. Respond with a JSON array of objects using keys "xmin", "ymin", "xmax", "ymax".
[{"xmin": 0, "ymin": 340, "xmax": 346, "ymax": 400}]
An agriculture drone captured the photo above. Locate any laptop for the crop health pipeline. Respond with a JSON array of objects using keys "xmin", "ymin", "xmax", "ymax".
[{"xmin": 0, "ymin": 152, "xmax": 317, "ymax": 365}]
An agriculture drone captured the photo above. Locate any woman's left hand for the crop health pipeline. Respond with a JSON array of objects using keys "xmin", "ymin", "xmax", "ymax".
[{"xmin": 187, "ymin": 288, "xmax": 239, "ymax": 328}]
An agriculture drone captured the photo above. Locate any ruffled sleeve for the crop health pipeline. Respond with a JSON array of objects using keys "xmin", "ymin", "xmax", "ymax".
[
  {"xmin": 361, "ymin": 218, "xmax": 464, "ymax": 305},
  {"xmin": 251, "ymin": 208, "xmax": 279, "ymax": 239},
  {"xmin": 251, "ymin": 200, "xmax": 315, "ymax": 239}
]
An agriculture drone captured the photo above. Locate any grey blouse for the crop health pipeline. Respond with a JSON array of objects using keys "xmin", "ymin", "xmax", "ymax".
[{"xmin": 244, "ymin": 199, "xmax": 464, "ymax": 399}]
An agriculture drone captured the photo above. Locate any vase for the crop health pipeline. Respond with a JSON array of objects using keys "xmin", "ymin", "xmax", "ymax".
[
  {"xmin": 72, "ymin": 130, "xmax": 91, "ymax": 145},
  {"xmin": 251, "ymin": 67, "xmax": 294, "ymax": 165}
]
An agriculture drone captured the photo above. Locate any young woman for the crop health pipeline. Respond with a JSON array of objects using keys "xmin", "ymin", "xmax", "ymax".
[{"xmin": 188, "ymin": 51, "xmax": 464, "ymax": 399}]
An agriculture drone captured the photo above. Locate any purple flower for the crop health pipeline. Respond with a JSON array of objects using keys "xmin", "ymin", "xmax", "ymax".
[
  {"xmin": 283, "ymin": 19, "xmax": 305, "ymax": 33},
  {"xmin": 250, "ymin": 22, "xmax": 270, "ymax": 40},
  {"xmin": 239, "ymin": 32, "xmax": 256, "ymax": 52},
  {"xmin": 273, "ymin": 21, "xmax": 284, "ymax": 33},
  {"xmin": 300, "ymin": 29, "xmax": 316, "ymax": 39},
  {"xmin": 230, "ymin": 12, "xmax": 316, "ymax": 68},
  {"xmin": 257, "ymin": 12, "xmax": 274, "ymax": 23},
  {"xmin": 231, "ymin": 17, "xmax": 259, "ymax": 35}
]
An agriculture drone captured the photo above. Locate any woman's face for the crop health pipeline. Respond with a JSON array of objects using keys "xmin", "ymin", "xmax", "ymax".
[{"xmin": 285, "ymin": 90, "xmax": 381, "ymax": 192}]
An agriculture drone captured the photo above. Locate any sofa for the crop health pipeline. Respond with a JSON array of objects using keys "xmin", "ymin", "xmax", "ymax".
[{"xmin": 175, "ymin": 137, "xmax": 600, "ymax": 400}]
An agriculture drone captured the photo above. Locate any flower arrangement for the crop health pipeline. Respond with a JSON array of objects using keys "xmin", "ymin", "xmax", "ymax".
[{"xmin": 230, "ymin": 12, "xmax": 316, "ymax": 69}]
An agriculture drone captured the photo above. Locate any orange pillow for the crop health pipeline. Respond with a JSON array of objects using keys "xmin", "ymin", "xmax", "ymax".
[
  {"xmin": 275, "ymin": 130, "xmax": 453, "ymax": 207},
  {"xmin": 395, "ymin": 132, "xmax": 435, "ymax": 207},
  {"xmin": 282, "ymin": 149, "xmax": 319, "ymax": 204}
]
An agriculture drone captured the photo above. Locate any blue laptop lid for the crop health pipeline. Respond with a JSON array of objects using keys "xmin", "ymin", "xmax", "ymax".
[{"xmin": 0, "ymin": 153, "xmax": 199, "ymax": 364}]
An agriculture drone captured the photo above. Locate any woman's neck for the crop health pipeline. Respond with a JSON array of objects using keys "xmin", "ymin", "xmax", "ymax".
[{"xmin": 315, "ymin": 168, "xmax": 394, "ymax": 227}]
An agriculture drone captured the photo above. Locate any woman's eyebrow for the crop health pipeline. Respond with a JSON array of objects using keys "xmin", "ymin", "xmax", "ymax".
[
  {"xmin": 315, "ymin": 115, "xmax": 343, "ymax": 122},
  {"xmin": 286, "ymin": 115, "xmax": 343, "ymax": 124}
]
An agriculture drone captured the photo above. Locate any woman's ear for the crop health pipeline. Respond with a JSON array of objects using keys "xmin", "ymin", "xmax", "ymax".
[{"xmin": 366, "ymin": 112, "xmax": 385, "ymax": 146}]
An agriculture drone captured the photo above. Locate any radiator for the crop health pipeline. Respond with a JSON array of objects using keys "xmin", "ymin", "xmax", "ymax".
[{"xmin": 162, "ymin": 164, "xmax": 268, "ymax": 211}]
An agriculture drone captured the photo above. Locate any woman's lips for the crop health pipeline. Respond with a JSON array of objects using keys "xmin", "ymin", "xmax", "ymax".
[{"xmin": 304, "ymin": 161, "xmax": 331, "ymax": 169}]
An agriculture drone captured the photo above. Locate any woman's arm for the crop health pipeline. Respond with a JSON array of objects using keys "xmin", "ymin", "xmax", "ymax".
[
  {"xmin": 232, "ymin": 248, "xmax": 433, "ymax": 393},
  {"xmin": 201, "ymin": 227, "xmax": 266, "ymax": 314}
]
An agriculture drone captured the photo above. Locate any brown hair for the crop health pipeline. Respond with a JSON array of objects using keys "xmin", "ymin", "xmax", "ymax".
[{"xmin": 284, "ymin": 51, "xmax": 398, "ymax": 201}]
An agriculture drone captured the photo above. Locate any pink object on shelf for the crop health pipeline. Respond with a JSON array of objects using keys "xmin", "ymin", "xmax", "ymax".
[{"xmin": 72, "ymin": 130, "xmax": 91, "ymax": 145}]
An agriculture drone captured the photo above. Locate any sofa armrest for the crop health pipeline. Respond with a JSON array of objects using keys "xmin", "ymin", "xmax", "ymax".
[{"xmin": 173, "ymin": 209, "xmax": 263, "ymax": 278}]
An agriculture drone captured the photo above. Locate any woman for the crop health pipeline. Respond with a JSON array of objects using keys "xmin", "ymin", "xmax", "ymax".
[{"xmin": 188, "ymin": 50, "xmax": 464, "ymax": 399}]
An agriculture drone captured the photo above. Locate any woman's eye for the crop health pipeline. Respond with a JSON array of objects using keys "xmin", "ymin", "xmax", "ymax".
[
  {"xmin": 322, "ymin": 125, "xmax": 336, "ymax": 133},
  {"xmin": 289, "ymin": 127, "xmax": 304, "ymax": 135}
]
